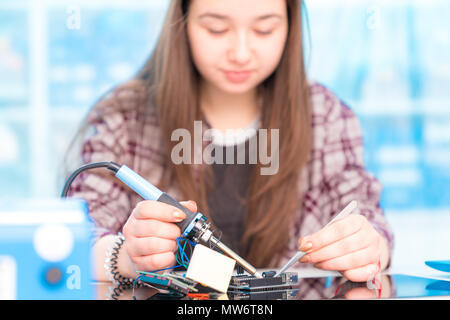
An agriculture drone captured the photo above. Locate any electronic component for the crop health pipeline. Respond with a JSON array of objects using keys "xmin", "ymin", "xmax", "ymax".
[
  {"xmin": 185, "ymin": 244, "xmax": 236, "ymax": 293},
  {"xmin": 228, "ymin": 289, "xmax": 299, "ymax": 300},
  {"xmin": 186, "ymin": 292, "xmax": 227, "ymax": 300},
  {"xmin": 137, "ymin": 271, "xmax": 198, "ymax": 295},
  {"xmin": 262, "ymin": 270, "xmax": 276, "ymax": 278},
  {"xmin": 228, "ymin": 272, "xmax": 299, "ymax": 292}
]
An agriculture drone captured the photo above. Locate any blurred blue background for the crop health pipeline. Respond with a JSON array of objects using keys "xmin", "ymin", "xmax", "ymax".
[{"xmin": 0, "ymin": 0, "xmax": 449, "ymax": 273}]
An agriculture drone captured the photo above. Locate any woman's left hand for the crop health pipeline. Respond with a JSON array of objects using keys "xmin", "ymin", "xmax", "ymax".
[{"xmin": 297, "ymin": 214, "xmax": 390, "ymax": 282}]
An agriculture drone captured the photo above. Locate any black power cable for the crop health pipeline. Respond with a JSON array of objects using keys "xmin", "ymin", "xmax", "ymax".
[{"xmin": 60, "ymin": 161, "xmax": 121, "ymax": 198}]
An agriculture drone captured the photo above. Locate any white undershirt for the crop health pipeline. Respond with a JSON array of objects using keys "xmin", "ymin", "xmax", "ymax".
[{"xmin": 206, "ymin": 115, "xmax": 261, "ymax": 147}]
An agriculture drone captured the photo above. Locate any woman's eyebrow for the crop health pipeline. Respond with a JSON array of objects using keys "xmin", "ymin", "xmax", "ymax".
[{"xmin": 198, "ymin": 12, "xmax": 283, "ymax": 21}]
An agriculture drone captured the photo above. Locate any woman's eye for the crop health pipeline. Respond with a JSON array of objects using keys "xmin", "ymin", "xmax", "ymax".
[
  {"xmin": 255, "ymin": 30, "xmax": 273, "ymax": 36},
  {"xmin": 208, "ymin": 29, "xmax": 227, "ymax": 35},
  {"xmin": 206, "ymin": 29, "xmax": 273, "ymax": 36}
]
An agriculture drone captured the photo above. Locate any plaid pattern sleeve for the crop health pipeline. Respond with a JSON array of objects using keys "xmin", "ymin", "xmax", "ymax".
[{"xmin": 281, "ymin": 83, "xmax": 394, "ymax": 267}]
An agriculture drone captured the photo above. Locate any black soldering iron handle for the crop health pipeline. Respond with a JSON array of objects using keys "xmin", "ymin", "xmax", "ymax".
[{"xmin": 157, "ymin": 192, "xmax": 199, "ymax": 236}]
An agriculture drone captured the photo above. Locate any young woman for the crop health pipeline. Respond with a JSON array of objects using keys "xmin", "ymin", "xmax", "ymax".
[{"xmin": 67, "ymin": 0, "xmax": 394, "ymax": 284}]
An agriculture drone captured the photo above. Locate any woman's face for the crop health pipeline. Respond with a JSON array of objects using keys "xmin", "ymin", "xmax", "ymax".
[{"xmin": 186, "ymin": 0, "xmax": 289, "ymax": 95}]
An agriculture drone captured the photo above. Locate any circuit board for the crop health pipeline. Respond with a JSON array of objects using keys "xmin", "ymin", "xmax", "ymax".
[
  {"xmin": 228, "ymin": 272, "xmax": 299, "ymax": 292},
  {"xmin": 228, "ymin": 288, "xmax": 299, "ymax": 300},
  {"xmin": 137, "ymin": 271, "xmax": 198, "ymax": 295}
]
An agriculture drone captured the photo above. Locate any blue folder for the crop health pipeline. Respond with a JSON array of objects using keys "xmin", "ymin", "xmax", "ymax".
[{"xmin": 425, "ymin": 260, "xmax": 450, "ymax": 273}]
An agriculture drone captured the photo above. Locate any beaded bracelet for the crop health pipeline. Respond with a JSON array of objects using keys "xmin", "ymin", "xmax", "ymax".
[{"xmin": 104, "ymin": 233, "xmax": 140, "ymax": 288}]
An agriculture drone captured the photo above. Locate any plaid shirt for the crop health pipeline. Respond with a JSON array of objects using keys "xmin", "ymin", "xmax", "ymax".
[{"xmin": 68, "ymin": 81, "xmax": 394, "ymax": 268}]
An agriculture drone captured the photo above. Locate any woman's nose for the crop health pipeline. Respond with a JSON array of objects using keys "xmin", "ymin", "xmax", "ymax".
[{"xmin": 228, "ymin": 31, "xmax": 252, "ymax": 65}]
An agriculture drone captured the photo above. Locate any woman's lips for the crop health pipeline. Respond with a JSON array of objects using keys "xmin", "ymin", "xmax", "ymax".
[{"xmin": 224, "ymin": 70, "xmax": 252, "ymax": 83}]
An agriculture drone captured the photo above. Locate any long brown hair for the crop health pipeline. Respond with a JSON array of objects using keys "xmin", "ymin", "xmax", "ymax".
[{"xmin": 67, "ymin": 0, "xmax": 312, "ymax": 267}]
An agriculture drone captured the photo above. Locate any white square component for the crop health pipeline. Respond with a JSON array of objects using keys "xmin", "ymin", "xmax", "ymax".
[{"xmin": 185, "ymin": 244, "xmax": 236, "ymax": 293}]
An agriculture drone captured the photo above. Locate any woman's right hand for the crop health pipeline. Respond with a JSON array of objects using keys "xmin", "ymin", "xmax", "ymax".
[{"xmin": 122, "ymin": 199, "xmax": 197, "ymax": 273}]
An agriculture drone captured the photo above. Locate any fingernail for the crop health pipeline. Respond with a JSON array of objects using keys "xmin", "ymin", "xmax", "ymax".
[
  {"xmin": 173, "ymin": 211, "xmax": 186, "ymax": 222},
  {"xmin": 299, "ymin": 241, "xmax": 313, "ymax": 252},
  {"xmin": 299, "ymin": 255, "xmax": 310, "ymax": 263}
]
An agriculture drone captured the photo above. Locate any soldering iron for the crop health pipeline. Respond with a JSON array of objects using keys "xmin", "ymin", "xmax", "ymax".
[{"xmin": 61, "ymin": 161, "xmax": 262, "ymax": 278}]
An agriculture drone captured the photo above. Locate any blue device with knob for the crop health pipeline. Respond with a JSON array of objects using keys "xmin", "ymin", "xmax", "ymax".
[{"xmin": 0, "ymin": 199, "xmax": 94, "ymax": 299}]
